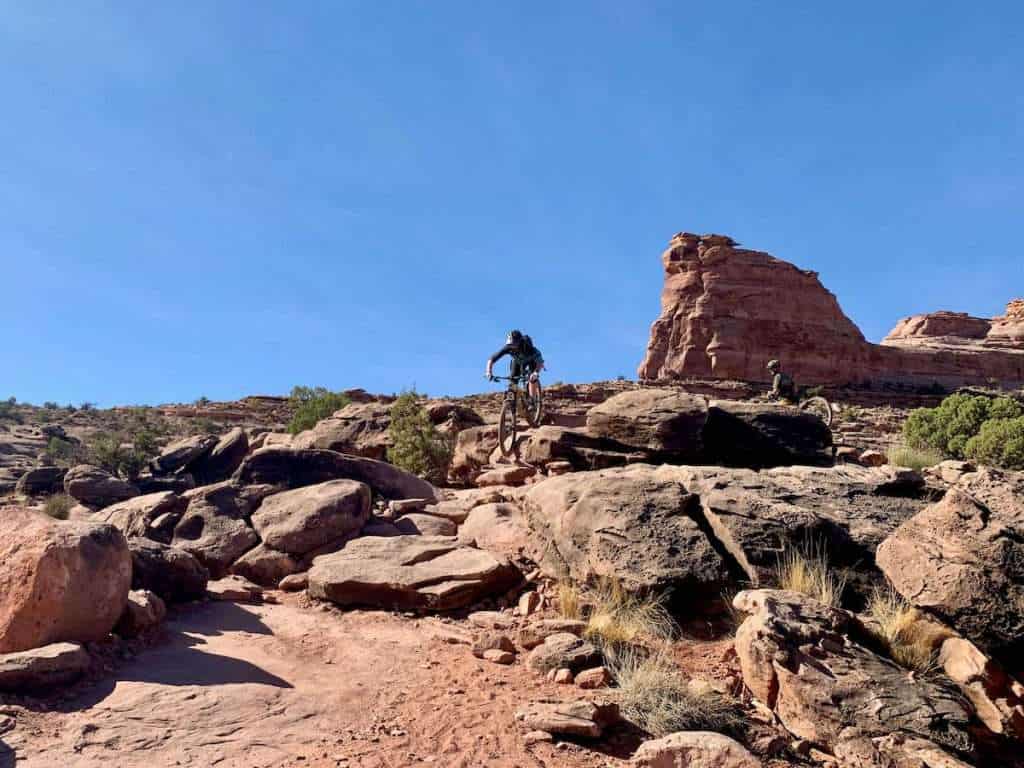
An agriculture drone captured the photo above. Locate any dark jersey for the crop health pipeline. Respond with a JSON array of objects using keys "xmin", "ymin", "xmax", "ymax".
[
  {"xmin": 489, "ymin": 338, "xmax": 544, "ymax": 372},
  {"xmin": 772, "ymin": 371, "xmax": 796, "ymax": 400}
]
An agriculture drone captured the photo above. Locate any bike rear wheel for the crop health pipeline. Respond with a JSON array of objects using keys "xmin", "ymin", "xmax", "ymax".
[
  {"xmin": 800, "ymin": 396, "xmax": 833, "ymax": 427},
  {"xmin": 498, "ymin": 397, "xmax": 517, "ymax": 456}
]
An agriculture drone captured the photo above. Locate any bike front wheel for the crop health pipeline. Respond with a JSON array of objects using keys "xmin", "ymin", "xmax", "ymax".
[
  {"xmin": 523, "ymin": 385, "xmax": 544, "ymax": 428},
  {"xmin": 800, "ymin": 396, "xmax": 833, "ymax": 427},
  {"xmin": 498, "ymin": 397, "xmax": 517, "ymax": 456}
]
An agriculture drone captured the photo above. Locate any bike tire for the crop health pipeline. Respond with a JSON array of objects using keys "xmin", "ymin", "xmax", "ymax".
[
  {"xmin": 523, "ymin": 385, "xmax": 544, "ymax": 428},
  {"xmin": 498, "ymin": 397, "xmax": 517, "ymax": 456},
  {"xmin": 800, "ymin": 396, "xmax": 833, "ymax": 427}
]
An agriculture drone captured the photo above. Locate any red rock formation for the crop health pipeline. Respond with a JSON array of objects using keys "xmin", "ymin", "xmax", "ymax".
[{"xmin": 639, "ymin": 232, "xmax": 1024, "ymax": 388}]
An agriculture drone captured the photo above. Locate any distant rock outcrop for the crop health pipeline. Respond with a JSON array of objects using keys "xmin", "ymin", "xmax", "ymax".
[{"xmin": 639, "ymin": 232, "xmax": 1024, "ymax": 388}]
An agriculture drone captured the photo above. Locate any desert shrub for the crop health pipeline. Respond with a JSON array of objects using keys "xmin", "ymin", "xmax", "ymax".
[
  {"xmin": 888, "ymin": 443, "xmax": 944, "ymax": 471},
  {"xmin": 608, "ymin": 648, "xmax": 743, "ymax": 738},
  {"xmin": 903, "ymin": 394, "xmax": 1023, "ymax": 460},
  {"xmin": 868, "ymin": 586, "xmax": 948, "ymax": 672},
  {"xmin": 42, "ymin": 401, "xmax": 59, "ymax": 410},
  {"xmin": 287, "ymin": 386, "xmax": 351, "ymax": 435},
  {"xmin": 79, "ymin": 401, "xmax": 96, "ymax": 411},
  {"xmin": 43, "ymin": 494, "xmax": 74, "ymax": 520},
  {"xmin": 584, "ymin": 578, "xmax": 676, "ymax": 649},
  {"xmin": 386, "ymin": 391, "xmax": 452, "ymax": 484},
  {"xmin": 46, "ymin": 437, "xmax": 82, "ymax": 466},
  {"xmin": 189, "ymin": 416, "xmax": 221, "ymax": 436},
  {"xmin": 0, "ymin": 397, "xmax": 20, "ymax": 423},
  {"xmin": 194, "ymin": 396, "xmax": 211, "ymax": 406},
  {"xmin": 86, "ymin": 429, "xmax": 159, "ymax": 480},
  {"xmin": 964, "ymin": 416, "xmax": 1024, "ymax": 470},
  {"xmin": 775, "ymin": 542, "xmax": 846, "ymax": 608}
]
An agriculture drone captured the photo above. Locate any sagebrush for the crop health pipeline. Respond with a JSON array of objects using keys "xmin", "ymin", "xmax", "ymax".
[
  {"xmin": 903, "ymin": 393, "xmax": 1024, "ymax": 469},
  {"xmin": 43, "ymin": 494, "xmax": 74, "ymax": 520}
]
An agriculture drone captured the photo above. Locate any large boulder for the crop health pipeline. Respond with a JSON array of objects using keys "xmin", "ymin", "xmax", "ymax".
[
  {"xmin": 877, "ymin": 468, "xmax": 1024, "ymax": 659},
  {"xmin": 252, "ymin": 480, "xmax": 371, "ymax": 556},
  {"xmin": 171, "ymin": 482, "xmax": 259, "ymax": 578},
  {"xmin": 230, "ymin": 544, "xmax": 303, "ymax": 587},
  {"xmin": 0, "ymin": 508, "xmax": 131, "ymax": 653},
  {"xmin": 457, "ymin": 502, "xmax": 532, "ymax": 561},
  {"xmin": 450, "ymin": 425, "xmax": 499, "ymax": 483},
  {"xmin": 234, "ymin": 447, "xmax": 442, "ymax": 502},
  {"xmin": 308, "ymin": 535, "xmax": 521, "ymax": 611},
  {"xmin": 191, "ymin": 428, "xmax": 249, "ymax": 485},
  {"xmin": 15, "ymin": 465, "xmax": 66, "ymax": 496},
  {"xmin": 95, "ymin": 490, "xmax": 187, "ymax": 543},
  {"xmin": 128, "ymin": 538, "xmax": 209, "ymax": 603},
  {"xmin": 585, "ymin": 389, "xmax": 708, "ymax": 461},
  {"xmin": 152, "ymin": 434, "xmax": 217, "ymax": 474},
  {"xmin": 703, "ymin": 400, "xmax": 833, "ymax": 468},
  {"xmin": 64, "ymin": 464, "xmax": 139, "ymax": 508},
  {"xmin": 523, "ymin": 465, "xmax": 732, "ymax": 598},
  {"xmin": 733, "ymin": 589, "xmax": 973, "ymax": 761},
  {"xmin": 292, "ymin": 402, "xmax": 393, "ymax": 459},
  {"xmin": 0, "ymin": 642, "xmax": 91, "ymax": 691}
]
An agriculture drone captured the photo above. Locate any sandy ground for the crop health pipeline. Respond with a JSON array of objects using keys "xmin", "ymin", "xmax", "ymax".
[{"xmin": 1, "ymin": 597, "xmax": 653, "ymax": 768}]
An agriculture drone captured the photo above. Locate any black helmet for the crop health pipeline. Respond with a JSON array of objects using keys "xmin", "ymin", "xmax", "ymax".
[{"xmin": 507, "ymin": 329, "xmax": 523, "ymax": 344}]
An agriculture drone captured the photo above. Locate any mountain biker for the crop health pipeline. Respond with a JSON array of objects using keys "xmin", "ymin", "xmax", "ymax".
[
  {"xmin": 766, "ymin": 359, "xmax": 797, "ymax": 402},
  {"xmin": 486, "ymin": 330, "xmax": 545, "ymax": 401}
]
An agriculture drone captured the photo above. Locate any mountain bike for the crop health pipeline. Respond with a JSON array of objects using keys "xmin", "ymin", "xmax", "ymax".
[
  {"xmin": 769, "ymin": 389, "xmax": 833, "ymax": 427},
  {"xmin": 492, "ymin": 375, "xmax": 544, "ymax": 456}
]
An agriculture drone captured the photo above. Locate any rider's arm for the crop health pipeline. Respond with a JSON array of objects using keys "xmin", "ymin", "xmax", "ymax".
[
  {"xmin": 485, "ymin": 344, "xmax": 515, "ymax": 378},
  {"xmin": 771, "ymin": 372, "xmax": 782, "ymax": 395}
]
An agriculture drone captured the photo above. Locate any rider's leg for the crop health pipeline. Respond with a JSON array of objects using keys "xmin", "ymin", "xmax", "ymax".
[{"xmin": 528, "ymin": 362, "xmax": 542, "ymax": 399}]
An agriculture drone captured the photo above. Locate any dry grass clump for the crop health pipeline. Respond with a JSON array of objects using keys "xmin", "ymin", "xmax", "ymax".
[
  {"xmin": 583, "ymin": 578, "xmax": 677, "ymax": 649},
  {"xmin": 868, "ymin": 586, "xmax": 946, "ymax": 672},
  {"xmin": 608, "ymin": 647, "xmax": 742, "ymax": 738},
  {"xmin": 555, "ymin": 581, "xmax": 583, "ymax": 620},
  {"xmin": 42, "ymin": 493, "xmax": 74, "ymax": 520},
  {"xmin": 888, "ymin": 442, "xmax": 944, "ymax": 471},
  {"xmin": 775, "ymin": 543, "xmax": 847, "ymax": 608}
]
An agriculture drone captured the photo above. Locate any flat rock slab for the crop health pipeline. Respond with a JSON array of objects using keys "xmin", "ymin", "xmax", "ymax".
[
  {"xmin": 252, "ymin": 479, "xmax": 370, "ymax": 556},
  {"xmin": 514, "ymin": 699, "xmax": 619, "ymax": 739},
  {"xmin": 632, "ymin": 731, "xmax": 760, "ymax": 768},
  {"xmin": 307, "ymin": 535, "xmax": 521, "ymax": 611},
  {"xmin": 526, "ymin": 633, "xmax": 601, "ymax": 674},
  {"xmin": 0, "ymin": 642, "xmax": 90, "ymax": 691},
  {"xmin": 207, "ymin": 575, "xmax": 264, "ymax": 603}
]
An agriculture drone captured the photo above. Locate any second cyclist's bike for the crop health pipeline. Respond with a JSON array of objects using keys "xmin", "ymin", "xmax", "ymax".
[{"xmin": 492, "ymin": 375, "xmax": 544, "ymax": 456}]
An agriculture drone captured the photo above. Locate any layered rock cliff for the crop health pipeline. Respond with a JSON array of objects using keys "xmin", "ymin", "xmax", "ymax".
[{"xmin": 639, "ymin": 232, "xmax": 1024, "ymax": 388}]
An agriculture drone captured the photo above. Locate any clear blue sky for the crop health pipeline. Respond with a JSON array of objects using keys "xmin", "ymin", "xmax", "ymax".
[{"xmin": 3, "ymin": 2, "xmax": 1022, "ymax": 406}]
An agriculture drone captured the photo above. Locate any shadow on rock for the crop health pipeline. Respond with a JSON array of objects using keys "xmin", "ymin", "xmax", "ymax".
[{"xmin": 0, "ymin": 739, "xmax": 13, "ymax": 768}]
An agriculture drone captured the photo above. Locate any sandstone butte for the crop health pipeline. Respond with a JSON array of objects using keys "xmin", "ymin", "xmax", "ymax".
[{"xmin": 638, "ymin": 231, "xmax": 1024, "ymax": 389}]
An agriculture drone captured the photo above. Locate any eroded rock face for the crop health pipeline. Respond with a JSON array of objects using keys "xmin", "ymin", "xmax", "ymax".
[
  {"xmin": 733, "ymin": 589, "xmax": 973, "ymax": 759},
  {"xmin": 639, "ymin": 232, "xmax": 1024, "ymax": 388},
  {"xmin": 64, "ymin": 464, "xmax": 139, "ymax": 509},
  {"xmin": 0, "ymin": 508, "xmax": 131, "ymax": 653},
  {"xmin": 234, "ymin": 447, "xmax": 442, "ymax": 502},
  {"xmin": 252, "ymin": 480, "xmax": 371, "ymax": 556},
  {"xmin": 307, "ymin": 535, "xmax": 521, "ymax": 611},
  {"xmin": 877, "ymin": 468, "xmax": 1024, "ymax": 658},
  {"xmin": 171, "ymin": 482, "xmax": 259, "ymax": 578},
  {"xmin": 95, "ymin": 491, "xmax": 187, "ymax": 543}
]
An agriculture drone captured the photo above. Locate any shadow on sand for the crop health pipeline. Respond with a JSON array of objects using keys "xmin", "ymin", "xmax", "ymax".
[{"xmin": 0, "ymin": 738, "xmax": 14, "ymax": 768}]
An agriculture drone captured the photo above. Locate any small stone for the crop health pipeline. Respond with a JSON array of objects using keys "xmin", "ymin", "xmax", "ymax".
[
  {"xmin": 482, "ymin": 649, "xmax": 515, "ymax": 665},
  {"xmin": 518, "ymin": 591, "xmax": 541, "ymax": 617},
  {"xmin": 859, "ymin": 450, "xmax": 887, "ymax": 467},
  {"xmin": 523, "ymin": 729, "xmax": 552, "ymax": 745},
  {"xmin": 471, "ymin": 632, "xmax": 515, "ymax": 659},
  {"xmin": 278, "ymin": 573, "xmax": 309, "ymax": 592},
  {"xmin": 553, "ymin": 668, "xmax": 574, "ymax": 684},
  {"xmin": 207, "ymin": 575, "xmax": 263, "ymax": 603},
  {"xmin": 574, "ymin": 666, "xmax": 610, "ymax": 689}
]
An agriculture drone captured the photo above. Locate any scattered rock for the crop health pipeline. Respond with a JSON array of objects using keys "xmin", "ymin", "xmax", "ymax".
[
  {"xmin": 115, "ymin": 590, "xmax": 167, "ymax": 637},
  {"xmin": 278, "ymin": 573, "xmax": 309, "ymax": 592},
  {"xmin": 450, "ymin": 426, "xmax": 500, "ymax": 483},
  {"xmin": 938, "ymin": 636, "xmax": 1024, "ymax": 739},
  {"xmin": 152, "ymin": 435, "xmax": 217, "ymax": 474},
  {"xmin": 632, "ymin": 731, "xmax": 760, "ymax": 768},
  {"xmin": 468, "ymin": 611, "xmax": 517, "ymax": 630},
  {"xmin": 859, "ymin": 449, "xmax": 887, "ymax": 467},
  {"xmin": 518, "ymin": 619, "xmax": 588, "ymax": 650},
  {"xmin": 514, "ymin": 699, "xmax": 619, "ymax": 739},
  {"xmin": 553, "ymin": 668, "xmax": 573, "ymax": 684},
  {"xmin": 475, "ymin": 465, "xmax": 536, "ymax": 487},
  {"xmin": 518, "ymin": 591, "xmax": 541, "ymax": 617},
  {"xmin": 527, "ymin": 633, "xmax": 601, "ymax": 675},
  {"xmin": 95, "ymin": 491, "xmax": 187, "ymax": 544},
  {"xmin": 64, "ymin": 464, "xmax": 139, "ymax": 509},
  {"xmin": 0, "ymin": 642, "xmax": 91, "ymax": 691},
  {"xmin": 191, "ymin": 428, "xmax": 249, "ymax": 484},
  {"xmin": 308, "ymin": 536, "xmax": 521, "ymax": 611},
  {"xmin": 252, "ymin": 480, "xmax": 371, "ymax": 556},
  {"xmin": 389, "ymin": 498, "xmax": 430, "ymax": 516},
  {"xmin": 575, "ymin": 666, "xmax": 610, "ymax": 690},
  {"xmin": 471, "ymin": 632, "xmax": 515, "ymax": 659},
  {"xmin": 482, "ymin": 649, "xmax": 515, "ymax": 665},
  {"xmin": 523, "ymin": 729, "xmax": 553, "ymax": 745},
  {"xmin": 207, "ymin": 575, "xmax": 263, "ymax": 603},
  {"xmin": 0, "ymin": 508, "xmax": 131, "ymax": 653},
  {"xmin": 230, "ymin": 544, "xmax": 303, "ymax": 587}
]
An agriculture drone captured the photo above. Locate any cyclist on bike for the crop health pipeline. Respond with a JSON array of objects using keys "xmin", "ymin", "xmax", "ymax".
[
  {"xmin": 766, "ymin": 359, "xmax": 797, "ymax": 402},
  {"xmin": 486, "ymin": 330, "xmax": 545, "ymax": 400}
]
